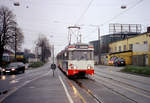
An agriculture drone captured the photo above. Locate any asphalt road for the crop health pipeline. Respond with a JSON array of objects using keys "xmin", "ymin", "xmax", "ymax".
[{"xmin": 0, "ymin": 64, "xmax": 150, "ymax": 103}]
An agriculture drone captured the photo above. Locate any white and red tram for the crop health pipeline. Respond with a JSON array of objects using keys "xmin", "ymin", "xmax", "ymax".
[{"xmin": 57, "ymin": 43, "xmax": 94, "ymax": 77}]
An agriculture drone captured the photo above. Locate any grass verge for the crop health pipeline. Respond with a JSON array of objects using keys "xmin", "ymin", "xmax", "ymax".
[
  {"xmin": 121, "ymin": 65, "xmax": 150, "ymax": 76},
  {"xmin": 29, "ymin": 61, "xmax": 44, "ymax": 68}
]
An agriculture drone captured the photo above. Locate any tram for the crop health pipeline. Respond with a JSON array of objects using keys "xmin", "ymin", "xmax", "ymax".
[{"xmin": 57, "ymin": 43, "xmax": 94, "ymax": 77}]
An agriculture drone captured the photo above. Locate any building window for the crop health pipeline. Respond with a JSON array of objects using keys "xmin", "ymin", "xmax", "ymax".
[
  {"xmin": 115, "ymin": 47, "xmax": 117, "ymax": 52},
  {"xmin": 143, "ymin": 41, "xmax": 148, "ymax": 44},
  {"xmin": 110, "ymin": 48, "xmax": 112, "ymax": 52},
  {"xmin": 123, "ymin": 45, "xmax": 126, "ymax": 51},
  {"xmin": 119, "ymin": 46, "xmax": 121, "ymax": 52},
  {"xmin": 129, "ymin": 44, "xmax": 133, "ymax": 50}
]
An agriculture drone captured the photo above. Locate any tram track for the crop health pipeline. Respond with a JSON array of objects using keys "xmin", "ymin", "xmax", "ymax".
[
  {"xmin": 95, "ymin": 69, "xmax": 150, "ymax": 86},
  {"xmin": 94, "ymin": 74, "xmax": 150, "ymax": 102},
  {"xmin": 59, "ymin": 66, "xmax": 150, "ymax": 103},
  {"xmin": 60, "ymin": 68, "xmax": 142, "ymax": 103},
  {"xmin": 93, "ymin": 75, "xmax": 138, "ymax": 103},
  {"xmin": 72, "ymin": 76, "xmax": 139, "ymax": 103},
  {"xmin": 60, "ymin": 68, "xmax": 104, "ymax": 103},
  {"xmin": 62, "ymin": 75, "xmax": 103, "ymax": 103},
  {"xmin": 73, "ymin": 79, "xmax": 104, "ymax": 103},
  {"xmin": 95, "ymin": 72, "xmax": 150, "ymax": 93}
]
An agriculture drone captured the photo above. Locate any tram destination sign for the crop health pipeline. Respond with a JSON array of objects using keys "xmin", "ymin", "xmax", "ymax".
[{"xmin": 76, "ymin": 45, "xmax": 88, "ymax": 49}]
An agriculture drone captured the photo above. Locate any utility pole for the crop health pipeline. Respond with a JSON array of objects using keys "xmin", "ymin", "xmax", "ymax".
[
  {"xmin": 98, "ymin": 26, "xmax": 101, "ymax": 64},
  {"xmin": 53, "ymin": 45, "xmax": 54, "ymax": 64}
]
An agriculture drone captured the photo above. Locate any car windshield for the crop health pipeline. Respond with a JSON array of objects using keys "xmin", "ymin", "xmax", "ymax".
[{"xmin": 70, "ymin": 50, "xmax": 93, "ymax": 60}]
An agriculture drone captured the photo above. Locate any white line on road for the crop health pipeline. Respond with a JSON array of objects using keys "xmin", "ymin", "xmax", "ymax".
[{"xmin": 59, "ymin": 75, "xmax": 74, "ymax": 103}]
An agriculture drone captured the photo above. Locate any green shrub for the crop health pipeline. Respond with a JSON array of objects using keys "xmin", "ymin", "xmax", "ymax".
[
  {"xmin": 29, "ymin": 61, "xmax": 44, "ymax": 68},
  {"xmin": 122, "ymin": 65, "xmax": 150, "ymax": 76}
]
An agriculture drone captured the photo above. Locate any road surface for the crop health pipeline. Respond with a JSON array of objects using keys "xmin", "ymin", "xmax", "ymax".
[{"xmin": 0, "ymin": 64, "xmax": 150, "ymax": 103}]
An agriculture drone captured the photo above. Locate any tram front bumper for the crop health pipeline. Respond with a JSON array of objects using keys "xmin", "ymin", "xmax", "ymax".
[{"xmin": 68, "ymin": 69, "xmax": 94, "ymax": 76}]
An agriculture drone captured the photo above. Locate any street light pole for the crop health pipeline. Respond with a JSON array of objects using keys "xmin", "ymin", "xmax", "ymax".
[
  {"xmin": 49, "ymin": 35, "xmax": 54, "ymax": 64},
  {"xmin": 98, "ymin": 26, "xmax": 101, "ymax": 64},
  {"xmin": 89, "ymin": 24, "xmax": 101, "ymax": 64},
  {"xmin": 52, "ymin": 45, "xmax": 54, "ymax": 64}
]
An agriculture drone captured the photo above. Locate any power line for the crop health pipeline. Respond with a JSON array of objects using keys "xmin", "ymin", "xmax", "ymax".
[
  {"xmin": 82, "ymin": 0, "xmax": 144, "ymax": 41},
  {"xmin": 102, "ymin": 0, "xmax": 144, "ymax": 25},
  {"xmin": 75, "ymin": 0, "xmax": 94, "ymax": 25}
]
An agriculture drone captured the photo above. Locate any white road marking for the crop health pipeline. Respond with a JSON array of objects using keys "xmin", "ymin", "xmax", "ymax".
[
  {"xmin": 59, "ymin": 75, "xmax": 74, "ymax": 103},
  {"xmin": 15, "ymin": 77, "xmax": 24, "ymax": 81},
  {"xmin": 9, "ymin": 80, "xmax": 19, "ymax": 84}
]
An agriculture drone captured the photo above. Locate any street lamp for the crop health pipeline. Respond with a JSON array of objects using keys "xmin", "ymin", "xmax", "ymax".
[
  {"xmin": 14, "ymin": 2, "xmax": 20, "ymax": 6},
  {"xmin": 121, "ymin": 5, "xmax": 127, "ymax": 9}
]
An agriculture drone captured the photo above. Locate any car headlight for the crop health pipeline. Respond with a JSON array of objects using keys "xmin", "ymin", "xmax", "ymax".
[
  {"xmin": 2, "ymin": 69, "xmax": 5, "ymax": 71},
  {"xmin": 11, "ymin": 68, "xmax": 15, "ymax": 71}
]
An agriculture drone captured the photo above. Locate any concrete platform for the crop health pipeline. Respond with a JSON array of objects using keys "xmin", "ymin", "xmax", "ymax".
[{"xmin": 2, "ymin": 70, "xmax": 69, "ymax": 103}]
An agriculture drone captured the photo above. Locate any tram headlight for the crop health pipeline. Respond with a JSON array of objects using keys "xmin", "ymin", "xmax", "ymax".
[
  {"xmin": 87, "ymin": 65, "xmax": 93, "ymax": 69},
  {"xmin": 73, "ymin": 66, "xmax": 77, "ymax": 69},
  {"xmin": 87, "ymin": 66, "xmax": 91, "ymax": 69}
]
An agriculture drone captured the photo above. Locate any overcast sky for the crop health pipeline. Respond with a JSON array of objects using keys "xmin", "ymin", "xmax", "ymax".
[{"xmin": 0, "ymin": 0, "xmax": 150, "ymax": 54}]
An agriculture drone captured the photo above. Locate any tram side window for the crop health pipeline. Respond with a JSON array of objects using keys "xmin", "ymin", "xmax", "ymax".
[
  {"xmin": 69, "ymin": 52, "xmax": 72, "ymax": 60},
  {"xmin": 63, "ymin": 52, "xmax": 69, "ymax": 60}
]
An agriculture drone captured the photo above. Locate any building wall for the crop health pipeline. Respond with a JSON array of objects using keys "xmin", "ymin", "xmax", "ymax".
[
  {"xmin": 110, "ymin": 33, "xmax": 150, "ymax": 52},
  {"xmin": 109, "ymin": 33, "xmax": 150, "ymax": 66}
]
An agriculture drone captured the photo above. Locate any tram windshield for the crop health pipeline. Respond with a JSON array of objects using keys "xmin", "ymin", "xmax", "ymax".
[{"xmin": 69, "ymin": 50, "xmax": 93, "ymax": 60}]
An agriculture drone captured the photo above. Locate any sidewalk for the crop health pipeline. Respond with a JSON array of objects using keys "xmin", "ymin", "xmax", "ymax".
[{"xmin": 2, "ymin": 70, "xmax": 69, "ymax": 103}]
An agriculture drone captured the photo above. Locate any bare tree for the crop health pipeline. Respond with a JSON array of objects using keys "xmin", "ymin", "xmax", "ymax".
[
  {"xmin": 0, "ymin": 6, "xmax": 24, "ymax": 64},
  {"xmin": 36, "ymin": 35, "xmax": 51, "ymax": 62},
  {"xmin": 9, "ymin": 27, "xmax": 24, "ymax": 51}
]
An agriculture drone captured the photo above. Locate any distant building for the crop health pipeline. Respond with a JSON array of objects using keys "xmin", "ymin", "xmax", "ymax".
[
  {"xmin": 89, "ymin": 40, "xmax": 99, "ymax": 64},
  {"xmin": 2, "ymin": 49, "xmax": 14, "ymax": 62},
  {"xmin": 89, "ymin": 40, "xmax": 99, "ymax": 55},
  {"xmin": 24, "ymin": 50, "xmax": 37, "ymax": 63},
  {"xmin": 90, "ymin": 23, "xmax": 143, "ymax": 64},
  {"xmin": 28, "ymin": 53, "xmax": 37, "ymax": 63},
  {"xmin": 109, "ymin": 32, "xmax": 150, "ymax": 66},
  {"xmin": 90, "ymin": 32, "xmax": 140, "ymax": 64}
]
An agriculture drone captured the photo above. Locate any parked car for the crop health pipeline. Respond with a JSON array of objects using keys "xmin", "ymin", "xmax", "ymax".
[
  {"xmin": 114, "ymin": 58, "xmax": 126, "ymax": 66},
  {"xmin": 3, "ymin": 62, "xmax": 25, "ymax": 74}
]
